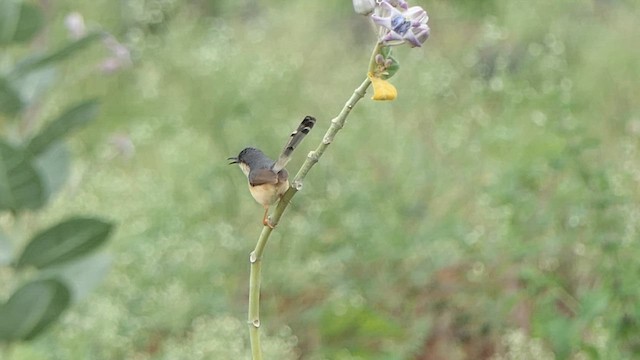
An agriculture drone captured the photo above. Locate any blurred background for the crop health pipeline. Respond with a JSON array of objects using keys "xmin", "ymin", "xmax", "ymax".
[{"xmin": 1, "ymin": 0, "xmax": 640, "ymax": 358}]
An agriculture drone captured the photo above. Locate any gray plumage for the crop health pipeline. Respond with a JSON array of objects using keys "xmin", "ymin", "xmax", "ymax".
[{"xmin": 228, "ymin": 115, "xmax": 316, "ymax": 226}]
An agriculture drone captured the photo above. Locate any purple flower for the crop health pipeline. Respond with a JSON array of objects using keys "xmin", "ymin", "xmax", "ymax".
[
  {"xmin": 371, "ymin": 1, "xmax": 430, "ymax": 47},
  {"xmin": 386, "ymin": 0, "xmax": 409, "ymax": 11}
]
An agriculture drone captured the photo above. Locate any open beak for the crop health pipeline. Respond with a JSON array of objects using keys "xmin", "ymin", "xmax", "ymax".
[{"xmin": 227, "ymin": 157, "xmax": 238, "ymax": 165}]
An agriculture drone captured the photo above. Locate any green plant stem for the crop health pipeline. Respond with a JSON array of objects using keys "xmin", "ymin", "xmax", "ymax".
[
  {"xmin": 247, "ymin": 75, "xmax": 374, "ymax": 359},
  {"xmin": 247, "ymin": 41, "xmax": 383, "ymax": 359}
]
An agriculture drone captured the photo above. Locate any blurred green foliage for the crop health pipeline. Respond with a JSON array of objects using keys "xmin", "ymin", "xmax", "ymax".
[
  {"xmin": 4, "ymin": 0, "xmax": 640, "ymax": 359},
  {"xmin": 0, "ymin": 0, "xmax": 113, "ymax": 350}
]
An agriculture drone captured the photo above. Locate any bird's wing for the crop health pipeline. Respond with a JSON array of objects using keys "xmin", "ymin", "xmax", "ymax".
[{"xmin": 248, "ymin": 168, "xmax": 279, "ymax": 186}]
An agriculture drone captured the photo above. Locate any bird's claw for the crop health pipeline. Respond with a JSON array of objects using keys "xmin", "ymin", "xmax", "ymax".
[{"xmin": 263, "ymin": 217, "xmax": 276, "ymax": 229}]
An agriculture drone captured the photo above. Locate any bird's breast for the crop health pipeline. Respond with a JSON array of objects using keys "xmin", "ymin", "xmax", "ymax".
[{"xmin": 248, "ymin": 179, "xmax": 290, "ymax": 206}]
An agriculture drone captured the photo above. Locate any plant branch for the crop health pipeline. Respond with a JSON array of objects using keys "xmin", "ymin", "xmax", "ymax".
[{"xmin": 247, "ymin": 75, "xmax": 373, "ymax": 358}]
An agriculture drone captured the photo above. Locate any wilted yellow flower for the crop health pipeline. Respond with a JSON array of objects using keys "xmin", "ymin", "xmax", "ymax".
[{"xmin": 368, "ymin": 72, "xmax": 397, "ymax": 101}]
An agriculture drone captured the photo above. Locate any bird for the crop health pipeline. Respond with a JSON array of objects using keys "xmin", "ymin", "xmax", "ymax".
[{"xmin": 228, "ymin": 115, "xmax": 316, "ymax": 228}]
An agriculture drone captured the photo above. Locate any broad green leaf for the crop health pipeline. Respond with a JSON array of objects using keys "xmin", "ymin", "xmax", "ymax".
[
  {"xmin": 25, "ymin": 100, "xmax": 100, "ymax": 157},
  {"xmin": 0, "ymin": 0, "xmax": 20, "ymax": 45},
  {"xmin": 16, "ymin": 217, "xmax": 113, "ymax": 269},
  {"xmin": 43, "ymin": 252, "xmax": 112, "ymax": 302},
  {"xmin": 33, "ymin": 142, "xmax": 71, "ymax": 199},
  {"xmin": 0, "ymin": 2, "xmax": 44, "ymax": 45},
  {"xmin": 10, "ymin": 31, "xmax": 105, "ymax": 78},
  {"xmin": 0, "ymin": 140, "xmax": 46, "ymax": 212},
  {"xmin": 12, "ymin": 66, "xmax": 57, "ymax": 106},
  {"xmin": 0, "ymin": 278, "xmax": 71, "ymax": 341},
  {"xmin": 10, "ymin": 3, "xmax": 44, "ymax": 44},
  {"xmin": 0, "ymin": 77, "xmax": 24, "ymax": 117}
]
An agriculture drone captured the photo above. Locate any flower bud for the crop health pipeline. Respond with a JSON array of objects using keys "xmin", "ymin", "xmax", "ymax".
[{"xmin": 352, "ymin": 0, "xmax": 376, "ymax": 15}]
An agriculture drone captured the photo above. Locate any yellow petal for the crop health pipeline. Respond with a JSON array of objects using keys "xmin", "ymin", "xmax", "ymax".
[{"xmin": 368, "ymin": 72, "xmax": 397, "ymax": 101}]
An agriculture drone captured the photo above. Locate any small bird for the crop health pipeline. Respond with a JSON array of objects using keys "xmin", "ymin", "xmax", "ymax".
[{"xmin": 228, "ymin": 116, "xmax": 316, "ymax": 228}]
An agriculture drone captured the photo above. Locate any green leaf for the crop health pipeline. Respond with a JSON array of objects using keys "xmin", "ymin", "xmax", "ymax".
[
  {"xmin": 10, "ymin": 31, "xmax": 105, "ymax": 77},
  {"xmin": 579, "ymin": 290, "xmax": 609, "ymax": 323},
  {"xmin": 0, "ymin": 0, "xmax": 20, "ymax": 45},
  {"xmin": 16, "ymin": 217, "xmax": 113, "ymax": 269},
  {"xmin": 0, "ymin": 76, "xmax": 24, "ymax": 117},
  {"xmin": 25, "ymin": 100, "xmax": 100, "ymax": 157},
  {"xmin": 0, "ymin": 2, "xmax": 44, "ymax": 45},
  {"xmin": 33, "ymin": 142, "xmax": 71, "ymax": 199},
  {"xmin": 546, "ymin": 316, "xmax": 576, "ymax": 360},
  {"xmin": 12, "ymin": 66, "xmax": 57, "ymax": 106},
  {"xmin": 381, "ymin": 56, "xmax": 400, "ymax": 80},
  {"xmin": 0, "ymin": 140, "xmax": 46, "ymax": 212},
  {"xmin": 0, "ymin": 278, "xmax": 71, "ymax": 341},
  {"xmin": 43, "ymin": 252, "xmax": 112, "ymax": 302},
  {"xmin": 11, "ymin": 3, "xmax": 44, "ymax": 44}
]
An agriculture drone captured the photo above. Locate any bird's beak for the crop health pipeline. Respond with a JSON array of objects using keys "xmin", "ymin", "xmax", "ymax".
[{"xmin": 227, "ymin": 157, "xmax": 239, "ymax": 165}]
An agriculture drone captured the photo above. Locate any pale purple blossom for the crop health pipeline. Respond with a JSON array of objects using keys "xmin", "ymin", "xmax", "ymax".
[{"xmin": 371, "ymin": 0, "xmax": 430, "ymax": 47}]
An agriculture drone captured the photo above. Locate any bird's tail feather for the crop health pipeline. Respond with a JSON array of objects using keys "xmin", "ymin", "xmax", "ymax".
[{"xmin": 272, "ymin": 115, "xmax": 316, "ymax": 172}]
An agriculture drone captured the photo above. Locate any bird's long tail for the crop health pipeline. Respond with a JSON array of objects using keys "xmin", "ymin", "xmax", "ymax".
[{"xmin": 272, "ymin": 115, "xmax": 316, "ymax": 173}]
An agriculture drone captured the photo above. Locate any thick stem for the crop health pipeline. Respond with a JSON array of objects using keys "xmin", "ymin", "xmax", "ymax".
[
  {"xmin": 247, "ymin": 75, "xmax": 373, "ymax": 359},
  {"xmin": 247, "ymin": 208, "xmax": 276, "ymax": 359}
]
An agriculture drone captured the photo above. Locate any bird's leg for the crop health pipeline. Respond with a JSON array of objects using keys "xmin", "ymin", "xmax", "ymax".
[{"xmin": 262, "ymin": 205, "xmax": 275, "ymax": 229}]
